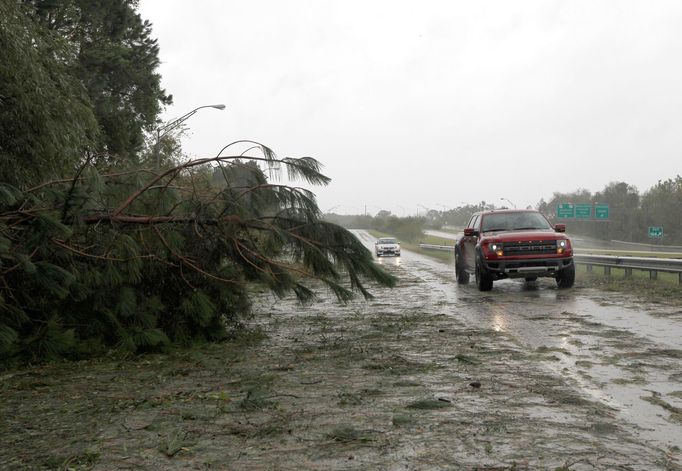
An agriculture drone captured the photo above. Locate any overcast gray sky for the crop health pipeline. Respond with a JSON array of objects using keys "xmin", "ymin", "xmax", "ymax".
[{"xmin": 139, "ymin": 0, "xmax": 682, "ymax": 216}]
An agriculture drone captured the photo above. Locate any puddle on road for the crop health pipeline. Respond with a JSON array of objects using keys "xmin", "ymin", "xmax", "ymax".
[{"xmin": 465, "ymin": 284, "xmax": 682, "ymax": 450}]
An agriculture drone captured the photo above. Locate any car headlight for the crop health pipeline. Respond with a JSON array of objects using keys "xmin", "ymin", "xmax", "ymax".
[
  {"xmin": 488, "ymin": 243, "xmax": 503, "ymax": 256},
  {"xmin": 557, "ymin": 239, "xmax": 568, "ymax": 254}
]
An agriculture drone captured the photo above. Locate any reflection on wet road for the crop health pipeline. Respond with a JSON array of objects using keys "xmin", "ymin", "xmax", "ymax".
[{"xmin": 355, "ymin": 230, "xmax": 682, "ymax": 451}]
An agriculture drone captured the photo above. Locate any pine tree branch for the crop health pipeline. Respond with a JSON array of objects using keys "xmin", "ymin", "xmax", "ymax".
[
  {"xmin": 232, "ymin": 237, "xmax": 333, "ymax": 283},
  {"xmin": 112, "ymin": 154, "xmax": 327, "ymax": 217},
  {"xmin": 82, "ymin": 214, "xmax": 243, "ymax": 225},
  {"xmin": 232, "ymin": 239, "xmax": 274, "ymax": 277},
  {"xmin": 152, "ymin": 226, "xmax": 242, "ymax": 286},
  {"xmin": 50, "ymin": 239, "xmax": 154, "ymax": 263},
  {"xmin": 61, "ymin": 155, "xmax": 92, "ymax": 223}
]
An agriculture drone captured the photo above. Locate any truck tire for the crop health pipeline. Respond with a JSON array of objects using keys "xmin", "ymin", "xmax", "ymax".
[
  {"xmin": 556, "ymin": 264, "xmax": 575, "ymax": 289},
  {"xmin": 475, "ymin": 257, "xmax": 493, "ymax": 291},
  {"xmin": 455, "ymin": 248, "xmax": 469, "ymax": 284}
]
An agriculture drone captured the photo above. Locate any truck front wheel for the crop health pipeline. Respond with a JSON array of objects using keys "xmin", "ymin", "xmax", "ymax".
[
  {"xmin": 556, "ymin": 264, "xmax": 575, "ymax": 289},
  {"xmin": 475, "ymin": 258, "xmax": 493, "ymax": 291},
  {"xmin": 455, "ymin": 248, "xmax": 469, "ymax": 284}
]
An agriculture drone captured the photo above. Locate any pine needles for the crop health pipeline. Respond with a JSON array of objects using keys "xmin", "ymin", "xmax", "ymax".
[{"xmin": 0, "ymin": 149, "xmax": 396, "ymax": 365}]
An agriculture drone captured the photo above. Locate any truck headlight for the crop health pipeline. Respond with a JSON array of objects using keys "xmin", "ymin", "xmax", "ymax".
[
  {"xmin": 489, "ymin": 243, "xmax": 503, "ymax": 256},
  {"xmin": 557, "ymin": 239, "xmax": 568, "ymax": 254}
]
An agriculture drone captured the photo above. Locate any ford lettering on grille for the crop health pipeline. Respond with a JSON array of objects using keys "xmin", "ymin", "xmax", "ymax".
[{"xmin": 502, "ymin": 240, "xmax": 557, "ymax": 255}]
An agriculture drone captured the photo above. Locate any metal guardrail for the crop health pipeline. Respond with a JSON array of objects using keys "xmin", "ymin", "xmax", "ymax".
[
  {"xmin": 573, "ymin": 253, "xmax": 682, "ymax": 283},
  {"xmin": 418, "ymin": 244, "xmax": 682, "ymax": 283},
  {"xmin": 418, "ymin": 243, "xmax": 453, "ymax": 252}
]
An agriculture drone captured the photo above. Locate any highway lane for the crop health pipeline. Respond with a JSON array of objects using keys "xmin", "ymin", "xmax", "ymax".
[{"xmin": 356, "ymin": 229, "xmax": 682, "ymax": 453}]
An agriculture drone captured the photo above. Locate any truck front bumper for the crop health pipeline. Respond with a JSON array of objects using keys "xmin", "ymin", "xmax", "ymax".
[{"xmin": 482, "ymin": 257, "xmax": 573, "ymax": 279}]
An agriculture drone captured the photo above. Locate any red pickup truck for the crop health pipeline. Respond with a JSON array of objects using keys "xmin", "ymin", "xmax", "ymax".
[{"xmin": 455, "ymin": 209, "xmax": 574, "ymax": 291}]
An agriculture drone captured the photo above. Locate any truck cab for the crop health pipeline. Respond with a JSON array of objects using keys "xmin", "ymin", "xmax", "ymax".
[{"xmin": 455, "ymin": 209, "xmax": 574, "ymax": 291}]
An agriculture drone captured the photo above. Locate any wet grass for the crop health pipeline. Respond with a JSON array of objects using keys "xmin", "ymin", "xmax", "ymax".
[
  {"xmin": 362, "ymin": 354, "xmax": 440, "ymax": 375},
  {"xmin": 406, "ymin": 398, "xmax": 453, "ymax": 410},
  {"xmin": 571, "ymin": 328, "xmax": 631, "ymax": 339},
  {"xmin": 589, "ymin": 422, "xmax": 619, "ymax": 435},
  {"xmin": 42, "ymin": 450, "xmax": 100, "ymax": 470},
  {"xmin": 0, "ymin": 330, "xmax": 277, "ymax": 469},
  {"xmin": 641, "ymin": 392, "xmax": 682, "ymax": 424},
  {"xmin": 669, "ymin": 372, "xmax": 682, "ymax": 382},
  {"xmin": 158, "ymin": 427, "xmax": 189, "ymax": 457},
  {"xmin": 453, "ymin": 353, "xmax": 483, "ymax": 365},
  {"xmin": 602, "ymin": 349, "xmax": 682, "ymax": 372},
  {"xmin": 326, "ymin": 425, "xmax": 377, "ymax": 443},
  {"xmin": 337, "ymin": 389, "xmax": 382, "ymax": 406},
  {"xmin": 238, "ymin": 389, "xmax": 278, "ymax": 411},
  {"xmin": 419, "ymin": 233, "xmax": 456, "ymax": 247},
  {"xmin": 393, "ymin": 380, "xmax": 421, "ymax": 387},
  {"xmin": 536, "ymin": 346, "xmax": 572, "ymax": 356},
  {"xmin": 392, "ymin": 414, "xmax": 417, "ymax": 427},
  {"xmin": 576, "ymin": 269, "xmax": 682, "ymax": 306},
  {"xmin": 645, "ymin": 348, "xmax": 682, "ymax": 359},
  {"xmin": 400, "ymin": 239, "xmax": 453, "ymax": 262},
  {"xmin": 611, "ymin": 376, "xmax": 647, "ymax": 385}
]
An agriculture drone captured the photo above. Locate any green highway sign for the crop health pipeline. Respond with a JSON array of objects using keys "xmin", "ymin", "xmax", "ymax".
[
  {"xmin": 594, "ymin": 204, "xmax": 609, "ymax": 220},
  {"xmin": 575, "ymin": 204, "xmax": 592, "ymax": 219},
  {"xmin": 557, "ymin": 203, "xmax": 574, "ymax": 218},
  {"xmin": 648, "ymin": 226, "xmax": 663, "ymax": 238}
]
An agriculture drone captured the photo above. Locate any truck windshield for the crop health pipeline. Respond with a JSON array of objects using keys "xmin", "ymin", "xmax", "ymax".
[{"xmin": 481, "ymin": 213, "xmax": 551, "ymax": 232}]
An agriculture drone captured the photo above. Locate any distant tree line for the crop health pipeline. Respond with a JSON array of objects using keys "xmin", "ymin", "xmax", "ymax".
[
  {"xmin": 329, "ymin": 176, "xmax": 682, "ymax": 246},
  {"xmin": 537, "ymin": 179, "xmax": 682, "ymax": 244},
  {"xmin": 324, "ymin": 213, "xmax": 426, "ymax": 242}
]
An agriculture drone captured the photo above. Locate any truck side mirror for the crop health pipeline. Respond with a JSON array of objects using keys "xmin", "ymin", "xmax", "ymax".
[
  {"xmin": 554, "ymin": 224, "xmax": 566, "ymax": 232},
  {"xmin": 464, "ymin": 228, "xmax": 476, "ymax": 237}
]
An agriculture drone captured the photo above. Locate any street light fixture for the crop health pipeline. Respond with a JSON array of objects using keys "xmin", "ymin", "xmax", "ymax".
[
  {"xmin": 500, "ymin": 197, "xmax": 516, "ymax": 209},
  {"xmin": 154, "ymin": 103, "xmax": 226, "ymax": 168}
]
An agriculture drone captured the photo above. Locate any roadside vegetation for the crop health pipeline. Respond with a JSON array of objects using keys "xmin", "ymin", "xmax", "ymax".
[
  {"xmin": 325, "ymin": 213, "xmax": 427, "ymax": 243},
  {"xmin": 576, "ymin": 266, "xmax": 682, "ymax": 305},
  {"xmin": 0, "ymin": 1, "xmax": 395, "ymax": 367}
]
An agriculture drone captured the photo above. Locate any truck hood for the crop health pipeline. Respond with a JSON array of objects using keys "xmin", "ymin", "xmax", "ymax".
[{"xmin": 480, "ymin": 229, "xmax": 568, "ymax": 242}]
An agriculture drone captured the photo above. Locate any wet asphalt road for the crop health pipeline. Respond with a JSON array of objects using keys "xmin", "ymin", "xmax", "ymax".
[{"xmin": 356, "ymin": 230, "xmax": 682, "ymax": 452}]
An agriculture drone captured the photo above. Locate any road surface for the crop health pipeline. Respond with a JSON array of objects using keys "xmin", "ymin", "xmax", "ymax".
[{"xmin": 359, "ymin": 230, "xmax": 682, "ymax": 461}]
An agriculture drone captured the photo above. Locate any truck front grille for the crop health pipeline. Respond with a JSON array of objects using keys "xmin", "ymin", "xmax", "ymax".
[{"xmin": 502, "ymin": 240, "xmax": 557, "ymax": 255}]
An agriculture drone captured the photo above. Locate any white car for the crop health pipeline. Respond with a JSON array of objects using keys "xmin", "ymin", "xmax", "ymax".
[{"xmin": 375, "ymin": 237, "xmax": 401, "ymax": 257}]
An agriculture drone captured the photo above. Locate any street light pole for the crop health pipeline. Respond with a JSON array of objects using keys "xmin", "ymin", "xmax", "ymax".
[{"xmin": 154, "ymin": 103, "xmax": 226, "ymax": 169}]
